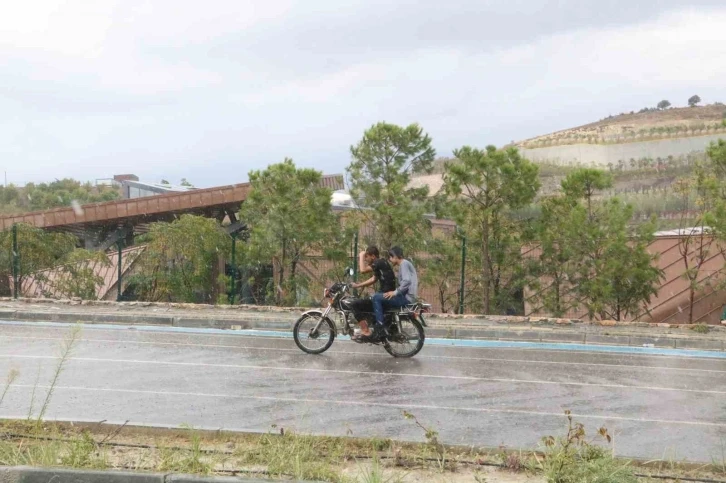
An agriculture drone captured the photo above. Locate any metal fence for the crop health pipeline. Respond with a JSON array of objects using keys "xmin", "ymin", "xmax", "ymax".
[{"xmin": 3, "ymin": 223, "xmax": 474, "ymax": 313}]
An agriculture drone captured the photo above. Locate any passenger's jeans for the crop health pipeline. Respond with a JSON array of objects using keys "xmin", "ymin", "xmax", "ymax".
[{"xmin": 372, "ymin": 292, "xmax": 409, "ymax": 327}]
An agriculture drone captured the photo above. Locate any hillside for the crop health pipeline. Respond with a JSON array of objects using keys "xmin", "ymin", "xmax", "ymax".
[
  {"xmin": 418, "ymin": 108, "xmax": 721, "ymax": 229},
  {"xmin": 0, "ymin": 180, "xmax": 121, "ymax": 216},
  {"xmin": 518, "ymin": 104, "xmax": 726, "ymax": 149}
]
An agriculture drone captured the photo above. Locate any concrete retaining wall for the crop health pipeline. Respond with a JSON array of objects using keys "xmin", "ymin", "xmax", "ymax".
[{"xmin": 520, "ymin": 134, "xmax": 725, "ymax": 167}]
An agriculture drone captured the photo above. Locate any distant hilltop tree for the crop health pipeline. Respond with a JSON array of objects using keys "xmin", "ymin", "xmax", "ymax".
[
  {"xmin": 657, "ymin": 100, "xmax": 671, "ymax": 110},
  {"xmin": 688, "ymin": 95, "xmax": 701, "ymax": 107}
]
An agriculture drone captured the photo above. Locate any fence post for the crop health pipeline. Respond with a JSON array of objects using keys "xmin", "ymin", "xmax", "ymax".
[
  {"xmin": 116, "ymin": 239, "xmax": 123, "ymax": 302},
  {"xmin": 229, "ymin": 232, "xmax": 237, "ymax": 305},
  {"xmin": 458, "ymin": 228, "xmax": 466, "ymax": 315},
  {"xmin": 12, "ymin": 223, "xmax": 19, "ymax": 299},
  {"xmin": 353, "ymin": 231, "xmax": 359, "ymax": 280}
]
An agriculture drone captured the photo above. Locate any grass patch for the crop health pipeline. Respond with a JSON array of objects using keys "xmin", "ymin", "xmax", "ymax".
[
  {"xmin": 0, "ymin": 418, "xmax": 724, "ymax": 482},
  {"xmin": 238, "ymin": 431, "xmax": 347, "ymax": 481},
  {"xmin": 690, "ymin": 323, "xmax": 711, "ymax": 334}
]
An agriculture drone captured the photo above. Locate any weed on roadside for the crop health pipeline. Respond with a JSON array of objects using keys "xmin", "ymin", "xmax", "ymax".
[
  {"xmin": 370, "ymin": 437, "xmax": 392, "ymax": 452},
  {"xmin": 0, "ymin": 369, "xmax": 19, "ymax": 409},
  {"xmin": 60, "ymin": 430, "xmax": 107, "ymax": 469},
  {"xmin": 23, "ymin": 325, "xmax": 81, "ymax": 425},
  {"xmin": 403, "ymin": 411, "xmax": 449, "ymax": 472},
  {"xmin": 499, "ymin": 449, "xmax": 527, "ymax": 473},
  {"xmin": 36, "ymin": 325, "xmax": 81, "ymax": 424},
  {"xmin": 534, "ymin": 410, "xmax": 637, "ymax": 483},
  {"xmin": 0, "ymin": 326, "xmax": 98, "ymax": 471}
]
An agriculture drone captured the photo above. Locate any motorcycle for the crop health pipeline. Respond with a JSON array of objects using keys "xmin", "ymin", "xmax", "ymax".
[{"xmin": 292, "ymin": 268, "xmax": 430, "ymax": 358}]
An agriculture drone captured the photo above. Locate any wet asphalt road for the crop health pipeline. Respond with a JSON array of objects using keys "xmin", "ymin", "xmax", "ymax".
[{"xmin": 0, "ymin": 322, "xmax": 724, "ymax": 463}]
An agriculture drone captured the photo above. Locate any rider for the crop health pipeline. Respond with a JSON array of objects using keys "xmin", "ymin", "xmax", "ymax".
[
  {"xmin": 372, "ymin": 246, "xmax": 419, "ymax": 336},
  {"xmin": 351, "ymin": 246, "xmax": 396, "ymax": 338}
]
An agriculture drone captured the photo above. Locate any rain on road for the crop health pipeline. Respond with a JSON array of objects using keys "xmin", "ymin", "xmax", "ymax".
[{"xmin": 0, "ymin": 321, "xmax": 724, "ymax": 462}]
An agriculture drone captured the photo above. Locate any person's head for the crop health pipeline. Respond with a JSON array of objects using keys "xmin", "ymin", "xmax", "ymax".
[
  {"xmin": 388, "ymin": 246, "xmax": 405, "ymax": 266},
  {"xmin": 364, "ymin": 246, "xmax": 380, "ymax": 264}
]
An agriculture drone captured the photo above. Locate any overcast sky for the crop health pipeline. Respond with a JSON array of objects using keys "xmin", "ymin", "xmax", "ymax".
[{"xmin": 2, "ymin": 0, "xmax": 726, "ymax": 187}]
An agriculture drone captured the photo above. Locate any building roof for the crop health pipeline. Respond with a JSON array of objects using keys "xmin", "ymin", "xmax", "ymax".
[
  {"xmin": 123, "ymin": 179, "xmax": 197, "ymax": 193},
  {"xmin": 319, "ymin": 174, "xmax": 345, "ymax": 191},
  {"xmin": 654, "ymin": 226, "xmax": 712, "ymax": 237}
]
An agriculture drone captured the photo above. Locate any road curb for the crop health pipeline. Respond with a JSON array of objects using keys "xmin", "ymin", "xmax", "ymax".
[
  {"xmin": 0, "ymin": 466, "xmax": 311, "ymax": 482},
  {"xmin": 11, "ymin": 311, "xmax": 175, "ymax": 326}
]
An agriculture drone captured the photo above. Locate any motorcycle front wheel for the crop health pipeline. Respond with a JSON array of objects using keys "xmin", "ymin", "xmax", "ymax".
[
  {"xmin": 293, "ymin": 313, "xmax": 336, "ymax": 354},
  {"xmin": 384, "ymin": 316, "xmax": 425, "ymax": 358}
]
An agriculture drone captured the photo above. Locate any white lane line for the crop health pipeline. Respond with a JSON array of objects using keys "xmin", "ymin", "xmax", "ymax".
[
  {"xmin": 10, "ymin": 383, "xmax": 726, "ymax": 429},
  {"xmin": 1, "ymin": 354, "xmax": 724, "ymax": 395},
  {"xmin": 2, "ymin": 334, "xmax": 726, "ymax": 374}
]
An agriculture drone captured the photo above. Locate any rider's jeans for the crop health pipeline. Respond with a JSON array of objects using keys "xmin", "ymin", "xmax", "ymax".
[{"xmin": 372, "ymin": 292, "xmax": 409, "ymax": 327}]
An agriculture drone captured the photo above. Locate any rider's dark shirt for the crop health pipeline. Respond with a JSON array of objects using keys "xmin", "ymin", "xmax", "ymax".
[{"xmin": 372, "ymin": 258, "xmax": 396, "ymax": 293}]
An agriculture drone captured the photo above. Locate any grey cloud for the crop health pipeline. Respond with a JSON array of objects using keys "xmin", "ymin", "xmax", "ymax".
[
  {"xmin": 1, "ymin": 0, "xmax": 725, "ymax": 187},
  {"xmin": 156, "ymin": 0, "xmax": 724, "ymax": 77}
]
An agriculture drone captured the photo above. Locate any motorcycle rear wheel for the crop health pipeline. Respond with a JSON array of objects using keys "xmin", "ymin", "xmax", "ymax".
[{"xmin": 384, "ymin": 317, "xmax": 425, "ymax": 358}]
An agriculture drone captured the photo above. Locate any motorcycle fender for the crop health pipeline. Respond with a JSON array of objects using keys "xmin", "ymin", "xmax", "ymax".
[
  {"xmin": 298, "ymin": 310, "xmax": 337, "ymax": 336},
  {"xmin": 300, "ymin": 309, "xmax": 324, "ymax": 318},
  {"xmin": 417, "ymin": 313, "xmax": 428, "ymax": 327}
]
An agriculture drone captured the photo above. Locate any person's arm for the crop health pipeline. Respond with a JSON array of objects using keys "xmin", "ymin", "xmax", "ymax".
[
  {"xmin": 387, "ymin": 262, "xmax": 412, "ymax": 298},
  {"xmin": 359, "ymin": 251, "xmax": 373, "ymax": 274},
  {"xmin": 352, "ymin": 276, "xmax": 376, "ymax": 289}
]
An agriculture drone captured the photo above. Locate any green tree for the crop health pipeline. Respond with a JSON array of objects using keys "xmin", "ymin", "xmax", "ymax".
[
  {"xmin": 0, "ymin": 185, "xmax": 22, "ymax": 215},
  {"xmin": 130, "ymin": 215, "xmax": 231, "ymax": 303},
  {"xmin": 657, "ymin": 100, "xmax": 671, "ymax": 110},
  {"xmin": 562, "ymin": 169, "xmax": 662, "ymax": 320},
  {"xmin": 441, "ymin": 145, "xmax": 540, "ymax": 314},
  {"xmin": 560, "ymin": 168, "xmax": 613, "ymax": 219},
  {"xmin": 484, "ymin": 213, "xmax": 533, "ymax": 315},
  {"xmin": 688, "ymin": 95, "xmax": 701, "ymax": 107},
  {"xmin": 240, "ymin": 158, "xmax": 338, "ymax": 306},
  {"xmin": 705, "ymin": 139, "xmax": 726, "ymax": 181},
  {"xmin": 347, "ymin": 122, "xmax": 435, "ymax": 251},
  {"xmin": 0, "ymin": 224, "xmax": 78, "ymax": 296},
  {"xmin": 573, "ymin": 200, "xmax": 661, "ymax": 321},
  {"xmin": 529, "ymin": 195, "xmax": 579, "ymax": 317}
]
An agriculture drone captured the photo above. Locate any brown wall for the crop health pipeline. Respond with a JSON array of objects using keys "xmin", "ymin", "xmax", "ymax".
[{"xmin": 524, "ymin": 234, "xmax": 726, "ymax": 324}]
